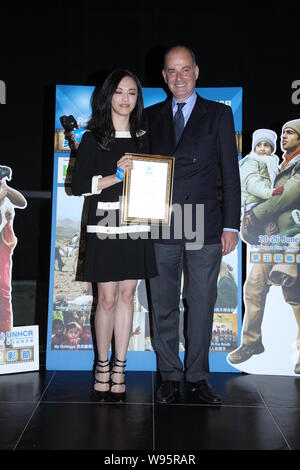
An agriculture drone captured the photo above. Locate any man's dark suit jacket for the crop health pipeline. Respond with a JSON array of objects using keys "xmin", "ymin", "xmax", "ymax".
[{"xmin": 145, "ymin": 94, "xmax": 241, "ymax": 245}]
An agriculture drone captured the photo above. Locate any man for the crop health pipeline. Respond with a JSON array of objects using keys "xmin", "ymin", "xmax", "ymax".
[
  {"xmin": 228, "ymin": 119, "xmax": 300, "ymax": 374},
  {"xmin": 145, "ymin": 46, "xmax": 241, "ymax": 404}
]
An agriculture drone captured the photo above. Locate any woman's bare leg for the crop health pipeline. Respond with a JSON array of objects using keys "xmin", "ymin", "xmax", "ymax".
[
  {"xmin": 94, "ymin": 281, "xmax": 118, "ymax": 392},
  {"xmin": 111, "ymin": 279, "xmax": 138, "ymax": 393}
]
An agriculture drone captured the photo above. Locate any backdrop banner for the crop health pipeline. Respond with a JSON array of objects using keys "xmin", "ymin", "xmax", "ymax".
[
  {"xmin": 227, "ymin": 121, "xmax": 300, "ymax": 376},
  {"xmin": 46, "ymin": 85, "xmax": 243, "ymax": 371},
  {"xmin": 0, "ymin": 166, "xmax": 39, "ymax": 375}
]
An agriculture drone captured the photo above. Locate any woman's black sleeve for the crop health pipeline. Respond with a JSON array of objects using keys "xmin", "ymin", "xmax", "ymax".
[{"xmin": 71, "ymin": 132, "xmax": 97, "ymax": 196}]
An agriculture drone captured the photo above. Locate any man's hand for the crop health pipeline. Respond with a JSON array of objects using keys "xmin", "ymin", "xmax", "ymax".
[{"xmin": 221, "ymin": 231, "xmax": 238, "ymax": 256}]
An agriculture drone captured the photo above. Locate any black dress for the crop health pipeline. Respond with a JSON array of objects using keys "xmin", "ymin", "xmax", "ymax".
[{"xmin": 71, "ymin": 131, "xmax": 158, "ymax": 283}]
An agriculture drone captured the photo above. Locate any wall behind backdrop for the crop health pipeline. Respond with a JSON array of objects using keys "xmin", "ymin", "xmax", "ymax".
[{"xmin": 1, "ymin": 3, "xmax": 299, "ymax": 346}]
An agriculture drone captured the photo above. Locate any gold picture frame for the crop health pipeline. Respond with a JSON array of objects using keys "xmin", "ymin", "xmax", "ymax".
[{"xmin": 121, "ymin": 153, "xmax": 174, "ymax": 225}]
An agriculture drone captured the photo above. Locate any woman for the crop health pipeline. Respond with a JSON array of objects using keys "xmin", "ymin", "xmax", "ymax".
[{"xmin": 71, "ymin": 70, "xmax": 157, "ymax": 401}]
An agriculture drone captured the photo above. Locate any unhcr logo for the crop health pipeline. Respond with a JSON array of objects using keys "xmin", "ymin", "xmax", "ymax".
[{"xmin": 0, "ymin": 80, "xmax": 6, "ymax": 104}]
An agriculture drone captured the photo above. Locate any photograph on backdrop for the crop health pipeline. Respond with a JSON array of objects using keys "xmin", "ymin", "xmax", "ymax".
[
  {"xmin": 228, "ymin": 120, "xmax": 300, "ymax": 375},
  {"xmin": 0, "ymin": 166, "xmax": 27, "ymax": 338},
  {"xmin": 0, "ymin": 166, "xmax": 39, "ymax": 374}
]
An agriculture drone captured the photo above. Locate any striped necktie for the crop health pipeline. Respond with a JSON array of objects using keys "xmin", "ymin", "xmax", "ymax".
[{"xmin": 174, "ymin": 102, "xmax": 186, "ymax": 145}]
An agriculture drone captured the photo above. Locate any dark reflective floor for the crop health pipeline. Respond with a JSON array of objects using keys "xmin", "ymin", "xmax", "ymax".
[{"xmin": 1, "ymin": 355, "xmax": 300, "ymax": 450}]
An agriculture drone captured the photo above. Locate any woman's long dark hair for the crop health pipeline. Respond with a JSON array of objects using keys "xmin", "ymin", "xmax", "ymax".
[{"xmin": 87, "ymin": 69, "xmax": 144, "ymax": 150}]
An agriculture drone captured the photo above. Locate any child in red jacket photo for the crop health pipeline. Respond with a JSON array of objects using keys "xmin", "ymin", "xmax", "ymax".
[{"xmin": 0, "ymin": 166, "xmax": 27, "ymax": 335}]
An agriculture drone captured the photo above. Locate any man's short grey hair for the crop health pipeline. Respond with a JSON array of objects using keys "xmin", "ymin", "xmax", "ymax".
[{"xmin": 163, "ymin": 45, "xmax": 197, "ymax": 70}]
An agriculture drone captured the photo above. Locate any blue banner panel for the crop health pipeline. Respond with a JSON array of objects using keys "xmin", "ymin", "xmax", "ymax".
[{"xmin": 46, "ymin": 86, "xmax": 242, "ymax": 371}]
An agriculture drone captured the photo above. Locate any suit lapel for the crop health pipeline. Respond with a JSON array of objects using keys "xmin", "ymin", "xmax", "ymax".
[
  {"xmin": 153, "ymin": 99, "xmax": 175, "ymax": 154},
  {"xmin": 179, "ymin": 95, "xmax": 208, "ymax": 144},
  {"xmin": 151, "ymin": 94, "xmax": 208, "ymax": 154}
]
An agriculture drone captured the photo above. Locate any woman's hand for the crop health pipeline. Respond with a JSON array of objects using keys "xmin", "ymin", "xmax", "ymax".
[
  {"xmin": 115, "ymin": 154, "xmax": 133, "ymax": 182},
  {"xmin": 117, "ymin": 154, "xmax": 133, "ymax": 172}
]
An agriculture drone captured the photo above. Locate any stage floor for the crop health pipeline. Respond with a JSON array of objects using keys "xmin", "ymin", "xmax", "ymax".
[{"xmin": 1, "ymin": 360, "xmax": 300, "ymax": 451}]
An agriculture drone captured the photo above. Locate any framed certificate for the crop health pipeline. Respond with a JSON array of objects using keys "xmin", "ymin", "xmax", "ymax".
[{"xmin": 121, "ymin": 153, "xmax": 174, "ymax": 225}]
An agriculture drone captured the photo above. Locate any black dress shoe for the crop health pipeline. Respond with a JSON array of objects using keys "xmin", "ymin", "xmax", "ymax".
[
  {"xmin": 186, "ymin": 380, "xmax": 222, "ymax": 405},
  {"xmin": 155, "ymin": 380, "xmax": 179, "ymax": 404}
]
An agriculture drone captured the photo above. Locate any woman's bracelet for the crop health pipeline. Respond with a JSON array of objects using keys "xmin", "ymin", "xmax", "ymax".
[{"xmin": 115, "ymin": 166, "xmax": 125, "ymax": 181}]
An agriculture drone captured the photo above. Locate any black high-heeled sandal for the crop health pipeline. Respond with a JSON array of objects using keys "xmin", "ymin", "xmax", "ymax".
[
  {"xmin": 94, "ymin": 359, "xmax": 110, "ymax": 401},
  {"xmin": 110, "ymin": 357, "xmax": 126, "ymax": 401}
]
